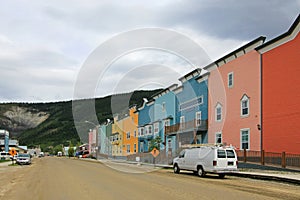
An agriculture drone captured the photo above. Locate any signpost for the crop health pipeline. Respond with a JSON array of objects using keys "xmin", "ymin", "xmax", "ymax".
[
  {"xmin": 9, "ymin": 148, "xmax": 17, "ymax": 165},
  {"xmin": 151, "ymin": 148, "xmax": 160, "ymax": 166}
]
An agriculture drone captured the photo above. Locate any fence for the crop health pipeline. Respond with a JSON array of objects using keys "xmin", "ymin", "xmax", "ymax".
[
  {"xmin": 236, "ymin": 150, "xmax": 300, "ymax": 169},
  {"xmin": 127, "ymin": 149, "xmax": 174, "ymax": 165}
]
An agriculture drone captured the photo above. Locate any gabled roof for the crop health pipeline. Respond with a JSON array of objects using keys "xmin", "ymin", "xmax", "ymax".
[
  {"xmin": 204, "ymin": 36, "xmax": 266, "ymax": 70},
  {"xmin": 256, "ymin": 14, "xmax": 300, "ymax": 53}
]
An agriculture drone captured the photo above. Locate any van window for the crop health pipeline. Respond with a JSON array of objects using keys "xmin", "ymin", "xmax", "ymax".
[
  {"xmin": 179, "ymin": 150, "xmax": 185, "ymax": 158},
  {"xmin": 226, "ymin": 150, "xmax": 236, "ymax": 158},
  {"xmin": 217, "ymin": 150, "xmax": 226, "ymax": 158}
]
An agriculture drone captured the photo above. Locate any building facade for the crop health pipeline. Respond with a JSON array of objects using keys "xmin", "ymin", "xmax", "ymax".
[
  {"xmin": 152, "ymin": 84, "xmax": 178, "ymax": 154},
  {"xmin": 122, "ymin": 106, "xmax": 139, "ymax": 155},
  {"xmin": 166, "ymin": 68, "xmax": 209, "ymax": 153},
  {"xmin": 206, "ymin": 37, "xmax": 265, "ymax": 151},
  {"xmin": 257, "ymin": 15, "xmax": 300, "ymax": 154},
  {"xmin": 137, "ymin": 99, "xmax": 154, "ymax": 152}
]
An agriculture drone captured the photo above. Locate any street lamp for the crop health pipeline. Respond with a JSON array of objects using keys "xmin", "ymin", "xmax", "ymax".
[{"xmin": 85, "ymin": 120, "xmax": 99, "ymax": 160}]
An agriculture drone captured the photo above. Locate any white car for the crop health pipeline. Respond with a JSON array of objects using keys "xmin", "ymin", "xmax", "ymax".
[
  {"xmin": 16, "ymin": 153, "xmax": 31, "ymax": 165},
  {"xmin": 173, "ymin": 145, "xmax": 238, "ymax": 178}
]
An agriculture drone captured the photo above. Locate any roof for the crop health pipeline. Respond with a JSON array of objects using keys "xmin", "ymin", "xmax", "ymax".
[
  {"xmin": 256, "ymin": 14, "xmax": 300, "ymax": 53},
  {"xmin": 204, "ymin": 36, "xmax": 266, "ymax": 70}
]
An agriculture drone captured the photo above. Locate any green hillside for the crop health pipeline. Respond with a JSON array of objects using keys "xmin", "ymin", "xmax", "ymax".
[{"xmin": 0, "ymin": 89, "xmax": 161, "ymax": 151}]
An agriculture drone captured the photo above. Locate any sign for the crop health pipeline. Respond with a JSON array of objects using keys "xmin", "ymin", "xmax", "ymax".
[
  {"xmin": 9, "ymin": 148, "xmax": 17, "ymax": 156},
  {"xmin": 151, "ymin": 148, "xmax": 160, "ymax": 158}
]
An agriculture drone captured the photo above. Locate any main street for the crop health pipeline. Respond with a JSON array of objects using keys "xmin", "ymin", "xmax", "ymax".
[{"xmin": 1, "ymin": 157, "xmax": 299, "ymax": 200}]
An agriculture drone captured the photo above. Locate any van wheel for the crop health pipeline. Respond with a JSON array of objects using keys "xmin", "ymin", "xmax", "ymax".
[
  {"xmin": 197, "ymin": 166, "xmax": 205, "ymax": 177},
  {"xmin": 173, "ymin": 164, "xmax": 180, "ymax": 174},
  {"xmin": 219, "ymin": 174, "xmax": 225, "ymax": 179}
]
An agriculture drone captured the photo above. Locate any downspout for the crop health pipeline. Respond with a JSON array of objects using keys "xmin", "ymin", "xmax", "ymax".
[{"xmin": 259, "ymin": 53, "xmax": 263, "ymax": 152}]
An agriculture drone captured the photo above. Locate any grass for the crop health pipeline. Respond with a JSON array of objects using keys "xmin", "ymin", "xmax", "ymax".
[{"xmin": 0, "ymin": 159, "xmax": 11, "ymax": 163}]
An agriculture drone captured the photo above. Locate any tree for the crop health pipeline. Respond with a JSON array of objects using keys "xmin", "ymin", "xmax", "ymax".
[
  {"xmin": 68, "ymin": 142, "xmax": 75, "ymax": 157},
  {"xmin": 148, "ymin": 136, "xmax": 162, "ymax": 152},
  {"xmin": 54, "ymin": 145, "xmax": 63, "ymax": 155}
]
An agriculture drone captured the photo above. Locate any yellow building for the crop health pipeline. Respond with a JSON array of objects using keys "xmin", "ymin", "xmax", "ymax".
[{"xmin": 111, "ymin": 115, "xmax": 123, "ymax": 157}]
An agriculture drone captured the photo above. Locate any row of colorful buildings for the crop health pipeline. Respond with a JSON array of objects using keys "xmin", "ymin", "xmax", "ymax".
[{"xmin": 88, "ymin": 15, "xmax": 300, "ymax": 156}]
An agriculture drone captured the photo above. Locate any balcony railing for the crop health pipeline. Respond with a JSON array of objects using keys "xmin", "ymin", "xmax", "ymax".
[{"xmin": 165, "ymin": 119, "xmax": 208, "ymax": 135}]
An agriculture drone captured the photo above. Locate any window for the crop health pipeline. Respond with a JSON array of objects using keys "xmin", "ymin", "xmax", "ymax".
[
  {"xmin": 215, "ymin": 103, "xmax": 222, "ymax": 122},
  {"xmin": 148, "ymin": 125, "xmax": 152, "ymax": 135},
  {"xmin": 162, "ymin": 102, "xmax": 166, "ymax": 112},
  {"xmin": 241, "ymin": 95, "xmax": 250, "ymax": 116},
  {"xmin": 154, "ymin": 122, "xmax": 159, "ymax": 134},
  {"xmin": 217, "ymin": 150, "xmax": 226, "ymax": 158},
  {"xmin": 134, "ymin": 130, "xmax": 137, "ymax": 138},
  {"xmin": 140, "ymin": 127, "xmax": 144, "ymax": 136},
  {"xmin": 226, "ymin": 150, "xmax": 236, "ymax": 158},
  {"xmin": 196, "ymin": 111, "xmax": 202, "ymax": 126},
  {"xmin": 241, "ymin": 128, "xmax": 250, "ymax": 150},
  {"xmin": 164, "ymin": 119, "xmax": 170, "ymax": 127},
  {"xmin": 168, "ymin": 139, "xmax": 172, "ymax": 149},
  {"xmin": 180, "ymin": 116, "xmax": 185, "ymax": 129},
  {"xmin": 228, "ymin": 72, "xmax": 234, "ymax": 88},
  {"xmin": 126, "ymin": 132, "xmax": 130, "ymax": 139},
  {"xmin": 127, "ymin": 145, "xmax": 130, "ymax": 154},
  {"xmin": 134, "ymin": 143, "xmax": 137, "ymax": 153},
  {"xmin": 215, "ymin": 132, "xmax": 222, "ymax": 144}
]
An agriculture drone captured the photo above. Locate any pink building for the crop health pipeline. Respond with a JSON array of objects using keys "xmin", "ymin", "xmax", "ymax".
[
  {"xmin": 88, "ymin": 129, "xmax": 97, "ymax": 154},
  {"xmin": 205, "ymin": 37, "xmax": 265, "ymax": 151}
]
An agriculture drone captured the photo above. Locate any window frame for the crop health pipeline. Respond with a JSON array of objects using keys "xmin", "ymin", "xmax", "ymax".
[
  {"xmin": 195, "ymin": 111, "xmax": 202, "ymax": 126},
  {"xmin": 215, "ymin": 132, "xmax": 222, "ymax": 144},
  {"xmin": 126, "ymin": 132, "xmax": 130, "ymax": 140},
  {"xmin": 228, "ymin": 72, "xmax": 234, "ymax": 88},
  {"xmin": 215, "ymin": 103, "xmax": 222, "ymax": 122},
  {"xmin": 241, "ymin": 95, "xmax": 250, "ymax": 117},
  {"xmin": 154, "ymin": 122, "xmax": 159, "ymax": 134},
  {"xmin": 240, "ymin": 128, "xmax": 250, "ymax": 150}
]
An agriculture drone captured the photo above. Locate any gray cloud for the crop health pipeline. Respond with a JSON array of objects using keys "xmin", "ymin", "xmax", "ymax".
[{"xmin": 0, "ymin": 0, "xmax": 299, "ymax": 102}]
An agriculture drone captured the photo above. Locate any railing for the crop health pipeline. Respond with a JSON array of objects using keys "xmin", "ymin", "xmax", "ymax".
[
  {"xmin": 236, "ymin": 149, "xmax": 300, "ymax": 169},
  {"xmin": 165, "ymin": 119, "xmax": 208, "ymax": 135}
]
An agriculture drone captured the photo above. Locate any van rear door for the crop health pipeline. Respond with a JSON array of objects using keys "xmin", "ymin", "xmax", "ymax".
[
  {"xmin": 216, "ymin": 149, "xmax": 227, "ymax": 168},
  {"xmin": 225, "ymin": 149, "xmax": 237, "ymax": 169}
]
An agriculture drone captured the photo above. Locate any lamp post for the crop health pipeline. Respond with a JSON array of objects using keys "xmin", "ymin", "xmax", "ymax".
[{"xmin": 85, "ymin": 121, "xmax": 99, "ymax": 160}]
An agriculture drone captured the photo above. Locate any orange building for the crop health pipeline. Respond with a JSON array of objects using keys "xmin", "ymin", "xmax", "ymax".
[
  {"xmin": 206, "ymin": 37, "xmax": 265, "ymax": 151},
  {"xmin": 122, "ymin": 106, "xmax": 139, "ymax": 155},
  {"xmin": 257, "ymin": 15, "xmax": 300, "ymax": 154}
]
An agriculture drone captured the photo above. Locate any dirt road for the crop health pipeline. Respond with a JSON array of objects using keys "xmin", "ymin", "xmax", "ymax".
[{"xmin": 1, "ymin": 157, "xmax": 299, "ymax": 200}]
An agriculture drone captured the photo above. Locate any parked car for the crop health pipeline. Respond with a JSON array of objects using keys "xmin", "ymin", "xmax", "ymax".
[
  {"xmin": 16, "ymin": 153, "xmax": 31, "ymax": 165},
  {"xmin": 173, "ymin": 145, "xmax": 238, "ymax": 178},
  {"xmin": 0, "ymin": 152, "xmax": 10, "ymax": 160}
]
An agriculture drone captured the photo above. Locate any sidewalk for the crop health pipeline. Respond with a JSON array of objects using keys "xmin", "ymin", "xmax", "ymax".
[{"xmin": 95, "ymin": 158, "xmax": 300, "ymax": 185}]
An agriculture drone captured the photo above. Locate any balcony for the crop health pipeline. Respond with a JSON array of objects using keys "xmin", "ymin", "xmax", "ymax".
[{"xmin": 165, "ymin": 119, "xmax": 208, "ymax": 135}]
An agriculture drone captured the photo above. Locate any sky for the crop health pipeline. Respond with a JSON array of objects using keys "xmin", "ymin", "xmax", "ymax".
[{"xmin": 0, "ymin": 0, "xmax": 299, "ymax": 103}]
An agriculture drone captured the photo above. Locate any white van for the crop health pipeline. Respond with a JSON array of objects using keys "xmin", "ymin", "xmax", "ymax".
[{"xmin": 173, "ymin": 146, "xmax": 238, "ymax": 178}]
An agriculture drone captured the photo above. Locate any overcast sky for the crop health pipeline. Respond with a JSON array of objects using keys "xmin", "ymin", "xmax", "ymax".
[{"xmin": 0, "ymin": 0, "xmax": 299, "ymax": 103}]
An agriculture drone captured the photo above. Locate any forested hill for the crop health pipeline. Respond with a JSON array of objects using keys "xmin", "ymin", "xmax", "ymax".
[{"xmin": 0, "ymin": 89, "xmax": 161, "ymax": 151}]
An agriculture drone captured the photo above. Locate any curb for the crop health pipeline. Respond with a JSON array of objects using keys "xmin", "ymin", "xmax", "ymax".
[{"xmin": 228, "ymin": 172, "xmax": 300, "ymax": 185}]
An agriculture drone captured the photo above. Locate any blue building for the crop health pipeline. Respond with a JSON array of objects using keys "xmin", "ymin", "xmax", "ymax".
[
  {"xmin": 0, "ymin": 130, "xmax": 9, "ymax": 152},
  {"xmin": 137, "ymin": 98, "xmax": 155, "ymax": 152},
  {"xmin": 166, "ymin": 68, "xmax": 209, "ymax": 153},
  {"xmin": 151, "ymin": 84, "xmax": 178, "ymax": 155}
]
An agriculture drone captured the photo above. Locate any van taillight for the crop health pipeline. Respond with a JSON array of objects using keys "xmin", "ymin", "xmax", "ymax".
[
  {"xmin": 213, "ymin": 160, "xmax": 217, "ymax": 166},
  {"xmin": 236, "ymin": 161, "xmax": 238, "ymax": 166}
]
